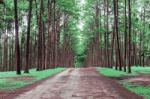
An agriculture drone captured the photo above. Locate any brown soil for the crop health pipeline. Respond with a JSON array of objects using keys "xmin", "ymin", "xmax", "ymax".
[
  {"xmin": 0, "ymin": 68, "xmax": 143, "ymax": 99},
  {"xmin": 10, "ymin": 76, "xmax": 34, "ymax": 82},
  {"xmin": 122, "ymin": 75, "xmax": 150, "ymax": 86}
]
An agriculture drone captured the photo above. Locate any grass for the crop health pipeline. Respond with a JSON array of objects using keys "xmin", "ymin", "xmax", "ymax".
[
  {"xmin": 96, "ymin": 66, "xmax": 150, "ymax": 99},
  {"xmin": 122, "ymin": 82, "xmax": 150, "ymax": 99},
  {"xmin": 0, "ymin": 68, "xmax": 65, "ymax": 91},
  {"xmin": 96, "ymin": 66, "xmax": 150, "ymax": 77}
]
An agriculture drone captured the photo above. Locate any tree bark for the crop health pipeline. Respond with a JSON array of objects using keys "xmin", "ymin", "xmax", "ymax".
[
  {"xmin": 14, "ymin": 0, "xmax": 21, "ymax": 75},
  {"xmin": 25, "ymin": 0, "xmax": 33, "ymax": 73},
  {"xmin": 128, "ymin": 0, "xmax": 132, "ymax": 73}
]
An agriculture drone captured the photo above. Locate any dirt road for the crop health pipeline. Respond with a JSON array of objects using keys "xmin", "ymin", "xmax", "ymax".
[{"xmin": 12, "ymin": 68, "xmax": 142, "ymax": 99}]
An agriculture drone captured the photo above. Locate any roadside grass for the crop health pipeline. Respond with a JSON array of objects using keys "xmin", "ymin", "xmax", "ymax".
[
  {"xmin": 96, "ymin": 66, "xmax": 150, "ymax": 77},
  {"xmin": 0, "ymin": 68, "xmax": 65, "ymax": 91},
  {"xmin": 122, "ymin": 82, "xmax": 150, "ymax": 99},
  {"xmin": 96, "ymin": 66, "xmax": 150, "ymax": 99}
]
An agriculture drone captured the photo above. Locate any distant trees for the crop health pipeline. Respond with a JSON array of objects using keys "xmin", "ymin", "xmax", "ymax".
[
  {"xmin": 82, "ymin": 0, "xmax": 150, "ymax": 73},
  {"xmin": 0, "ymin": 0, "xmax": 150, "ymax": 74},
  {"xmin": 0, "ymin": 0, "xmax": 78, "ymax": 74}
]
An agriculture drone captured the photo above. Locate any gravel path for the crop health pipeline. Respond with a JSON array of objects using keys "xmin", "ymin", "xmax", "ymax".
[{"xmin": 12, "ymin": 68, "xmax": 142, "ymax": 99}]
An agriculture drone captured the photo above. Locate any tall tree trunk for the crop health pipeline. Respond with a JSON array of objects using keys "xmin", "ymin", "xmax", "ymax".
[
  {"xmin": 128, "ymin": 0, "xmax": 132, "ymax": 73},
  {"xmin": 14, "ymin": 0, "xmax": 21, "ymax": 75},
  {"xmin": 106, "ymin": 0, "xmax": 110, "ymax": 67},
  {"xmin": 37, "ymin": 0, "xmax": 43, "ymax": 71},
  {"xmin": 113, "ymin": 0, "xmax": 122, "ymax": 71},
  {"xmin": 124, "ymin": 0, "xmax": 127, "ymax": 72},
  {"xmin": 25, "ymin": 0, "xmax": 33, "ymax": 73},
  {"xmin": 46, "ymin": 0, "xmax": 52, "ymax": 69}
]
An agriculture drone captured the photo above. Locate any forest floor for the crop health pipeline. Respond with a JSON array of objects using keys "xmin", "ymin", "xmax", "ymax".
[{"xmin": 1, "ymin": 68, "xmax": 143, "ymax": 99}]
